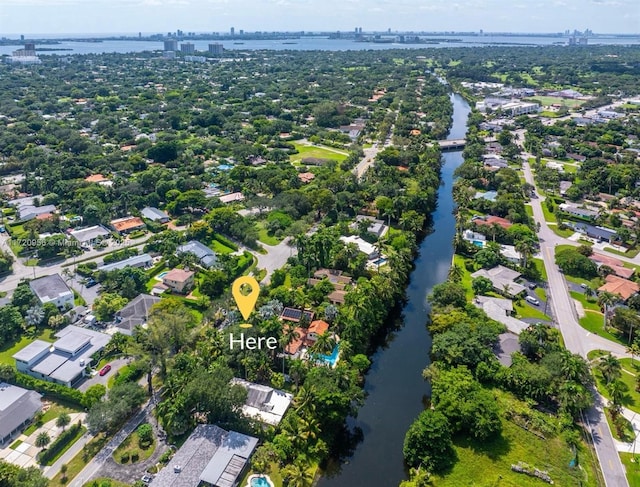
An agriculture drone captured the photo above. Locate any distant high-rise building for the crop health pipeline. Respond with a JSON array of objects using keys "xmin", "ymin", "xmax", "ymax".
[
  {"xmin": 230, "ymin": 27, "xmax": 235, "ymax": 36},
  {"xmin": 180, "ymin": 42, "xmax": 195, "ymax": 54},
  {"xmin": 239, "ymin": 29, "xmax": 244, "ymax": 35},
  {"xmin": 208, "ymin": 43, "xmax": 224, "ymax": 56},
  {"xmin": 164, "ymin": 39, "xmax": 178, "ymax": 51}
]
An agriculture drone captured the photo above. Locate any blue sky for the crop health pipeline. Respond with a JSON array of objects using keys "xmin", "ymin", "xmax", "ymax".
[{"xmin": 0, "ymin": 0, "xmax": 638, "ymax": 35}]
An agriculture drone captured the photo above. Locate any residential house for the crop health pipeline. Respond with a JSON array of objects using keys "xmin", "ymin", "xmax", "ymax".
[
  {"xmin": 559, "ymin": 181, "xmax": 573, "ymax": 196},
  {"xmin": 280, "ymin": 308, "xmax": 315, "ymax": 324},
  {"xmin": 283, "ymin": 320, "xmax": 330, "ymax": 357},
  {"xmin": 111, "ymin": 216, "xmax": 146, "ymax": 234},
  {"xmin": 472, "ymin": 215, "xmax": 513, "ymax": 230},
  {"xmin": 230, "ymin": 378, "xmax": 293, "ymax": 426},
  {"xmin": 493, "ymin": 332, "xmax": 522, "ymax": 367},
  {"xmin": 17, "ymin": 204, "xmax": 57, "ymax": 222},
  {"xmin": 307, "ymin": 269, "xmax": 353, "ymax": 305},
  {"xmin": 162, "ymin": 269, "xmax": 195, "ymax": 294},
  {"xmin": 149, "ymin": 424, "xmax": 258, "ymax": 487},
  {"xmin": 141, "ymin": 207, "xmax": 171, "ymax": 223},
  {"xmin": 572, "ymin": 223, "xmax": 618, "ymax": 243},
  {"xmin": 340, "ymin": 235, "xmax": 379, "ymax": 259},
  {"xmin": 177, "ymin": 240, "xmax": 218, "ymax": 268},
  {"xmin": 114, "ymin": 294, "xmax": 161, "ymax": 335},
  {"xmin": 69, "ymin": 225, "xmax": 111, "ymax": 246},
  {"xmin": 474, "ymin": 296, "xmax": 528, "ymax": 335},
  {"xmin": 590, "ymin": 253, "xmax": 635, "ymax": 279},
  {"xmin": 352, "ymin": 215, "xmax": 389, "ymax": 238},
  {"xmin": 218, "ymin": 192, "xmax": 245, "ymax": 204},
  {"xmin": 471, "ymin": 265, "xmax": 526, "ymax": 297},
  {"xmin": 29, "ymin": 274, "xmax": 74, "ymax": 310},
  {"xmin": 598, "ymin": 275, "xmax": 639, "ymax": 302},
  {"xmin": 98, "ymin": 253, "xmax": 152, "ymax": 273},
  {"xmin": 0, "ymin": 383, "xmax": 42, "ymax": 446},
  {"xmin": 474, "ymin": 190, "xmax": 498, "ymax": 202},
  {"xmin": 298, "ymin": 172, "xmax": 315, "ymax": 184},
  {"xmin": 84, "ymin": 174, "xmax": 112, "ymax": 186},
  {"xmin": 500, "ymin": 245, "xmax": 521, "ymax": 264},
  {"xmin": 559, "ymin": 203, "xmax": 598, "ymax": 220},
  {"xmin": 13, "ymin": 325, "xmax": 110, "ymax": 388},
  {"xmin": 462, "ymin": 229, "xmax": 486, "ymax": 248}
]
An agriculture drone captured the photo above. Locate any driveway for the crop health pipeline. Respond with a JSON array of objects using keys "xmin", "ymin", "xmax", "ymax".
[{"xmin": 78, "ymin": 357, "xmax": 130, "ymax": 392}]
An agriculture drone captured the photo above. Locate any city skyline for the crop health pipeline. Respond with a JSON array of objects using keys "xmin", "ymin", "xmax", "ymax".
[{"xmin": 0, "ymin": 0, "xmax": 638, "ymax": 36}]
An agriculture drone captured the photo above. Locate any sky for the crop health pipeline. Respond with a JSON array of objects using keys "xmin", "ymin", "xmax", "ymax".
[{"xmin": 0, "ymin": 0, "xmax": 638, "ymax": 36}]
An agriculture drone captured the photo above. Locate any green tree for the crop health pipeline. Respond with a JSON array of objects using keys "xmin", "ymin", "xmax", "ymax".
[
  {"xmin": 35, "ymin": 432, "xmax": 50, "ymax": 450},
  {"xmin": 471, "ymin": 276, "xmax": 493, "ymax": 296},
  {"xmin": 403, "ymin": 409, "xmax": 455, "ymax": 473},
  {"xmin": 92, "ymin": 293, "xmax": 129, "ymax": 321},
  {"xmin": 56, "ymin": 413, "xmax": 71, "ymax": 431},
  {"xmin": 428, "ymin": 281, "xmax": 467, "ymax": 308}
]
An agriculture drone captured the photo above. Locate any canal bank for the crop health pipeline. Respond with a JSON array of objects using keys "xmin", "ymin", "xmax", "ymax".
[{"xmin": 318, "ymin": 93, "xmax": 471, "ymax": 487}]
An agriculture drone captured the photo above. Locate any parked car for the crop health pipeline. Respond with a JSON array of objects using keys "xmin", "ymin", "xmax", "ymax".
[
  {"xmin": 85, "ymin": 278, "xmax": 98, "ymax": 288},
  {"xmin": 141, "ymin": 474, "xmax": 153, "ymax": 484},
  {"xmin": 99, "ymin": 364, "xmax": 112, "ymax": 376},
  {"xmin": 528, "ymin": 283, "xmax": 537, "ymax": 290},
  {"xmin": 525, "ymin": 296, "xmax": 540, "ymax": 306}
]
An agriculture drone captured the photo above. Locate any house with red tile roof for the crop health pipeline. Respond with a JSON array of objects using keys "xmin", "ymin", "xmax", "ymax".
[{"xmin": 598, "ymin": 274, "xmax": 639, "ymax": 302}]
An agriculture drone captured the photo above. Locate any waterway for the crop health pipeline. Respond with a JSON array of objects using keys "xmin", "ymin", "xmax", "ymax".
[
  {"xmin": 317, "ymin": 93, "xmax": 470, "ymax": 487},
  {"xmin": 1, "ymin": 34, "xmax": 639, "ymax": 56}
]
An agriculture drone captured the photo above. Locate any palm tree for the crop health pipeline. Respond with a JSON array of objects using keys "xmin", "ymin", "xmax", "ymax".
[
  {"xmin": 35, "ymin": 432, "xmax": 50, "ymax": 450},
  {"xmin": 598, "ymin": 291, "xmax": 619, "ymax": 330},
  {"xmin": 628, "ymin": 342, "xmax": 640, "ymax": 367},
  {"xmin": 310, "ymin": 332, "xmax": 336, "ymax": 357},
  {"xmin": 56, "ymin": 413, "xmax": 71, "ymax": 431},
  {"xmin": 282, "ymin": 462, "xmax": 313, "ymax": 487},
  {"xmin": 448, "ymin": 264, "xmax": 464, "ymax": 283},
  {"xmin": 25, "ymin": 306, "xmax": 45, "ymax": 328},
  {"xmin": 598, "ymin": 353, "xmax": 622, "ymax": 385},
  {"xmin": 515, "ymin": 237, "xmax": 536, "ymax": 269},
  {"xmin": 607, "ymin": 379, "xmax": 625, "ymax": 416}
]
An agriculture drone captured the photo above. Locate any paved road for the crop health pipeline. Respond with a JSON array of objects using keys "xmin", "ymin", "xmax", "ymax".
[
  {"xmin": 255, "ymin": 237, "xmax": 297, "ymax": 284},
  {"xmin": 523, "ymin": 160, "xmax": 629, "ymax": 487},
  {"xmin": 44, "ymin": 431, "xmax": 94, "ymax": 480},
  {"xmin": 68, "ymin": 396, "xmax": 158, "ymax": 487}
]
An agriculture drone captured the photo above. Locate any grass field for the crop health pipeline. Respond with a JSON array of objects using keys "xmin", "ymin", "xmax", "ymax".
[
  {"xmin": 50, "ymin": 434, "xmax": 109, "ymax": 487},
  {"xmin": 453, "ymin": 254, "xmax": 474, "ymax": 300},
  {"xmin": 82, "ymin": 478, "xmax": 130, "ymax": 487},
  {"xmin": 209, "ymin": 239, "xmax": 235, "ymax": 255},
  {"xmin": 433, "ymin": 391, "xmax": 600, "ymax": 487},
  {"xmin": 256, "ymin": 221, "xmax": 282, "ymax": 246},
  {"xmin": 578, "ymin": 311, "xmax": 628, "ymax": 346},
  {"xmin": 290, "ymin": 142, "xmax": 348, "ymax": 163},
  {"xmin": 540, "ymin": 202, "xmax": 557, "ymax": 223},
  {"xmin": 514, "ymin": 301, "xmax": 550, "ymax": 321},
  {"xmin": 593, "ymin": 360, "xmax": 640, "ymax": 414},
  {"xmin": 532, "ymin": 258, "xmax": 548, "ymax": 282},
  {"xmin": 604, "ymin": 246, "xmax": 640, "ymax": 258},
  {"xmin": 0, "ymin": 328, "xmax": 56, "ymax": 364},
  {"xmin": 570, "ymin": 290, "xmax": 600, "ymax": 312},
  {"xmin": 527, "ymin": 96, "xmax": 585, "ymax": 108},
  {"xmin": 620, "ymin": 453, "xmax": 640, "ymax": 487},
  {"xmin": 112, "ymin": 427, "xmax": 156, "ymax": 464}
]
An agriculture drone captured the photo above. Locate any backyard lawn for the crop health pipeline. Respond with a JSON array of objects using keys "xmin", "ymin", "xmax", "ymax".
[
  {"xmin": 50, "ymin": 434, "xmax": 109, "ymax": 487},
  {"xmin": 256, "ymin": 221, "xmax": 282, "ymax": 246},
  {"xmin": 0, "ymin": 328, "xmax": 56, "ymax": 364}
]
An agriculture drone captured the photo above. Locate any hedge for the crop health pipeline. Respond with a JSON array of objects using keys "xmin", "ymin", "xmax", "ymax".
[
  {"xmin": 113, "ymin": 362, "xmax": 144, "ymax": 386},
  {"xmin": 13, "ymin": 372, "xmax": 85, "ymax": 407},
  {"xmin": 37, "ymin": 422, "xmax": 84, "ymax": 465},
  {"xmin": 103, "ymin": 248, "xmax": 139, "ymax": 265},
  {"xmin": 212, "ymin": 233, "xmax": 238, "ymax": 251}
]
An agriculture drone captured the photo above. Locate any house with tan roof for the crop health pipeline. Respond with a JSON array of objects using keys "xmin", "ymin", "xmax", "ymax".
[
  {"xmin": 283, "ymin": 320, "xmax": 330, "ymax": 357},
  {"xmin": 111, "ymin": 216, "xmax": 146, "ymax": 234},
  {"xmin": 598, "ymin": 275, "xmax": 639, "ymax": 302},
  {"xmin": 162, "ymin": 268, "xmax": 195, "ymax": 294}
]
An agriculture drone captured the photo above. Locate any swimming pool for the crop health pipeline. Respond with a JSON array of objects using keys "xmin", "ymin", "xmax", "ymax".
[
  {"xmin": 156, "ymin": 271, "xmax": 168, "ymax": 280},
  {"xmin": 218, "ymin": 164, "xmax": 233, "ymax": 171},
  {"xmin": 249, "ymin": 476, "xmax": 272, "ymax": 487},
  {"xmin": 472, "ymin": 240, "xmax": 485, "ymax": 247},
  {"xmin": 317, "ymin": 343, "xmax": 340, "ymax": 368}
]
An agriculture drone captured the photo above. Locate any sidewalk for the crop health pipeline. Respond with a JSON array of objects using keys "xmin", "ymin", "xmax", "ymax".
[{"xmin": 44, "ymin": 431, "xmax": 94, "ymax": 479}]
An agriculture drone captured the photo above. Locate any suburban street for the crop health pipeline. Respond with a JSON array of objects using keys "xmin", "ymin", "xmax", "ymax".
[{"xmin": 523, "ymin": 160, "xmax": 629, "ymax": 487}]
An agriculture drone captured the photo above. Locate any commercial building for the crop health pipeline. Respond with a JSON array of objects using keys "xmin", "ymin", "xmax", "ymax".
[
  {"xmin": 150, "ymin": 424, "xmax": 258, "ymax": 487},
  {"xmin": 180, "ymin": 43, "xmax": 195, "ymax": 55},
  {"xmin": 164, "ymin": 39, "xmax": 178, "ymax": 51},
  {"xmin": 0, "ymin": 383, "xmax": 42, "ymax": 446},
  {"xmin": 30, "ymin": 274, "xmax": 74, "ymax": 310},
  {"xmin": 208, "ymin": 43, "xmax": 224, "ymax": 56},
  {"xmin": 13, "ymin": 325, "xmax": 110, "ymax": 388}
]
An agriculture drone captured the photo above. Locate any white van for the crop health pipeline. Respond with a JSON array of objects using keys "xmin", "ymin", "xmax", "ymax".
[{"xmin": 525, "ymin": 296, "xmax": 540, "ymax": 306}]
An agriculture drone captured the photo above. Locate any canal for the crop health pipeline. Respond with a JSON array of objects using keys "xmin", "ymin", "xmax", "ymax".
[{"xmin": 318, "ymin": 93, "xmax": 471, "ymax": 487}]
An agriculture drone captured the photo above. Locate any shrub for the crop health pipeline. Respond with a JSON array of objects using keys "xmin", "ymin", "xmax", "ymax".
[
  {"xmin": 37, "ymin": 422, "xmax": 83, "ymax": 465},
  {"xmin": 120, "ymin": 452, "xmax": 130, "ymax": 463},
  {"xmin": 130, "ymin": 450, "xmax": 139, "ymax": 463},
  {"xmin": 13, "ymin": 372, "xmax": 84, "ymax": 407}
]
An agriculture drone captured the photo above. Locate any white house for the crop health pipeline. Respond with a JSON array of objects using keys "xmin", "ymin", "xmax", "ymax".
[{"xmin": 29, "ymin": 274, "xmax": 74, "ymax": 310}]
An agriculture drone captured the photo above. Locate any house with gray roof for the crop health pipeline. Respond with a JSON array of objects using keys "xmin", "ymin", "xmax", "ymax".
[
  {"xmin": 69, "ymin": 225, "xmax": 111, "ymax": 245},
  {"xmin": 150, "ymin": 424, "xmax": 258, "ymax": 487},
  {"xmin": 141, "ymin": 207, "xmax": 171, "ymax": 223},
  {"xmin": 177, "ymin": 240, "xmax": 218, "ymax": 268},
  {"xmin": 13, "ymin": 325, "xmax": 110, "ymax": 388},
  {"xmin": 471, "ymin": 265, "xmax": 526, "ymax": 297},
  {"xmin": 98, "ymin": 253, "xmax": 152, "ymax": 273},
  {"xmin": 231, "ymin": 378, "xmax": 293, "ymax": 426},
  {"xmin": 115, "ymin": 294, "xmax": 161, "ymax": 335},
  {"xmin": 0, "ymin": 382, "xmax": 42, "ymax": 446},
  {"xmin": 29, "ymin": 273, "xmax": 74, "ymax": 310}
]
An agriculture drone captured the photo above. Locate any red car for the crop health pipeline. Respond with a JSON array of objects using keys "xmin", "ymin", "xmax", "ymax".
[{"xmin": 99, "ymin": 364, "xmax": 112, "ymax": 376}]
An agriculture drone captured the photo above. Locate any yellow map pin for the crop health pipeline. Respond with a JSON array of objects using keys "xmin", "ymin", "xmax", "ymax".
[{"xmin": 232, "ymin": 276, "xmax": 260, "ymax": 323}]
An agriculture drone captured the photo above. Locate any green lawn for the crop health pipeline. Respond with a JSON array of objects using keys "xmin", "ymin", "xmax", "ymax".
[
  {"xmin": 540, "ymin": 202, "xmax": 557, "ymax": 223},
  {"xmin": 514, "ymin": 301, "xmax": 550, "ymax": 321},
  {"xmin": 527, "ymin": 96, "xmax": 585, "ymax": 108},
  {"xmin": 604, "ymin": 246, "xmax": 640, "ymax": 258},
  {"xmin": 620, "ymin": 453, "xmax": 640, "ymax": 487},
  {"xmin": 532, "ymin": 258, "xmax": 548, "ymax": 282},
  {"xmin": 0, "ymin": 328, "xmax": 56, "ymax": 365},
  {"xmin": 256, "ymin": 221, "xmax": 282, "ymax": 246},
  {"xmin": 593, "ymin": 362, "xmax": 640, "ymax": 414},
  {"xmin": 24, "ymin": 400, "xmax": 81, "ymax": 435},
  {"xmin": 209, "ymin": 239, "xmax": 235, "ymax": 255},
  {"xmin": 524, "ymin": 205, "xmax": 533, "ymax": 217},
  {"xmin": 433, "ymin": 392, "xmax": 599, "ymax": 486},
  {"xmin": 570, "ymin": 290, "xmax": 600, "ymax": 311},
  {"xmin": 42, "ymin": 425, "xmax": 87, "ymax": 466},
  {"xmin": 578, "ymin": 310, "xmax": 628, "ymax": 346},
  {"xmin": 453, "ymin": 254, "xmax": 474, "ymax": 300},
  {"xmin": 604, "ymin": 407, "xmax": 634, "ymax": 443},
  {"xmin": 534, "ymin": 287, "xmax": 547, "ymax": 301},
  {"xmin": 290, "ymin": 142, "xmax": 348, "ymax": 163},
  {"xmin": 83, "ymin": 478, "xmax": 130, "ymax": 487},
  {"xmin": 112, "ymin": 428, "xmax": 156, "ymax": 464}
]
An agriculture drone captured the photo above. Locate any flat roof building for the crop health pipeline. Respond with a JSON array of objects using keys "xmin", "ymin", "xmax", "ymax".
[
  {"xmin": 98, "ymin": 253, "xmax": 152, "ymax": 273},
  {"xmin": 150, "ymin": 424, "xmax": 258, "ymax": 487},
  {"xmin": 13, "ymin": 325, "xmax": 110, "ymax": 388}
]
